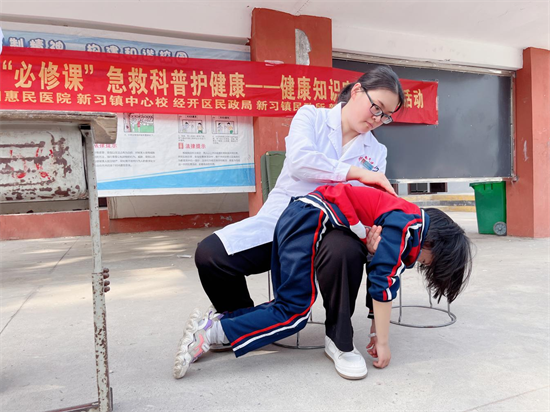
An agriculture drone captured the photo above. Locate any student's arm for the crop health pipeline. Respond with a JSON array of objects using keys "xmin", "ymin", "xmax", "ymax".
[
  {"xmin": 365, "ymin": 301, "xmax": 391, "ymax": 368},
  {"xmin": 366, "ymin": 211, "xmax": 422, "ymax": 368},
  {"xmin": 367, "ymin": 211, "xmax": 422, "ymax": 303},
  {"xmin": 372, "ymin": 300, "xmax": 392, "ymax": 368},
  {"xmin": 365, "ymin": 225, "xmax": 382, "ymax": 359}
]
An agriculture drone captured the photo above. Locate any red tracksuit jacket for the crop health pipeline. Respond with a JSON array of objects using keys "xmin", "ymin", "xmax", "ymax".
[{"xmin": 310, "ymin": 184, "xmax": 430, "ymax": 302}]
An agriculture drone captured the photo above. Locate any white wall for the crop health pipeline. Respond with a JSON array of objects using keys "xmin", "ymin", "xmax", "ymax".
[
  {"xmin": 332, "ymin": 24, "xmax": 522, "ymax": 70},
  {"xmin": 0, "ymin": 1, "xmax": 530, "ymax": 69},
  {"xmin": 108, "ymin": 193, "xmax": 249, "ymax": 219}
]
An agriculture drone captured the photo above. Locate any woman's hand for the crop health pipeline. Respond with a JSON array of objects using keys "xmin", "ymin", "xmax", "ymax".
[
  {"xmin": 365, "ymin": 225, "xmax": 382, "ymax": 254},
  {"xmin": 346, "ymin": 166, "xmax": 397, "ymax": 196}
]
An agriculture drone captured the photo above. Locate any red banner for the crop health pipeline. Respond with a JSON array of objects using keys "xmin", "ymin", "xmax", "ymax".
[{"xmin": 0, "ymin": 47, "xmax": 438, "ymax": 124}]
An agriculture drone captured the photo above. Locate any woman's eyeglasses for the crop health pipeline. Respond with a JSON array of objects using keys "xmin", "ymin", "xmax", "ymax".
[{"xmin": 363, "ymin": 88, "xmax": 394, "ymax": 125}]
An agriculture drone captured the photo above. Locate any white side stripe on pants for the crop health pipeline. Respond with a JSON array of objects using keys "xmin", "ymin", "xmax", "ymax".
[{"xmin": 233, "ymin": 312, "xmax": 311, "ymax": 352}]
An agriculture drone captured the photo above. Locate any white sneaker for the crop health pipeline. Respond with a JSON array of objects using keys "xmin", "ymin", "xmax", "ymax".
[
  {"xmin": 173, "ymin": 307, "xmax": 221, "ymax": 379},
  {"xmin": 324, "ymin": 336, "xmax": 368, "ymax": 380}
]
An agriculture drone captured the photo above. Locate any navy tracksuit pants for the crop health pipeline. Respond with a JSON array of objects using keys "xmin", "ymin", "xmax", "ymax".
[{"xmin": 220, "ymin": 197, "xmax": 344, "ymax": 357}]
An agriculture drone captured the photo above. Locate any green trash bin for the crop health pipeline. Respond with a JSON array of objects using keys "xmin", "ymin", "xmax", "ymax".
[{"xmin": 469, "ymin": 181, "xmax": 507, "ymax": 235}]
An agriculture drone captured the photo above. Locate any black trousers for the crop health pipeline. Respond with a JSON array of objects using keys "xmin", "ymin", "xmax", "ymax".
[{"xmin": 195, "ymin": 229, "xmax": 368, "ymax": 352}]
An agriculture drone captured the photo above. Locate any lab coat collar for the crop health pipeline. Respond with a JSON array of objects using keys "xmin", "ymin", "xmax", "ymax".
[
  {"xmin": 326, "ymin": 102, "xmax": 343, "ymax": 130},
  {"xmin": 326, "ymin": 103, "xmax": 378, "ymax": 162},
  {"xmin": 339, "ymin": 130, "xmax": 375, "ymax": 163},
  {"xmin": 326, "ymin": 103, "xmax": 344, "ymax": 157}
]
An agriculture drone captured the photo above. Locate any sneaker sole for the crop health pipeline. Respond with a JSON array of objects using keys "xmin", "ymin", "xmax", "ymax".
[
  {"xmin": 173, "ymin": 313, "xmax": 212, "ymax": 379},
  {"xmin": 184, "ymin": 308, "xmax": 203, "ymax": 332},
  {"xmin": 324, "ymin": 352, "xmax": 368, "ymax": 380},
  {"xmin": 173, "ymin": 333, "xmax": 193, "ymax": 379}
]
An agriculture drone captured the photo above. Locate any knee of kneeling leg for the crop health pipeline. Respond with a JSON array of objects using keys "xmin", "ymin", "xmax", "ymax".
[{"xmin": 194, "ymin": 235, "xmax": 220, "ymax": 269}]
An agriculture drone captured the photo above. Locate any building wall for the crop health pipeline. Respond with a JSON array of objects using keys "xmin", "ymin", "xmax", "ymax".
[
  {"xmin": 2, "ymin": 7, "xmax": 546, "ymax": 238},
  {"xmin": 0, "ymin": 3, "xmax": 523, "ymax": 69},
  {"xmin": 506, "ymin": 48, "xmax": 550, "ymax": 237},
  {"xmin": 0, "ymin": 199, "xmax": 89, "ymax": 214}
]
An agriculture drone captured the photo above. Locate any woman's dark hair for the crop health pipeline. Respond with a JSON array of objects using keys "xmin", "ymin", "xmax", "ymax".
[
  {"xmin": 418, "ymin": 208, "xmax": 473, "ymax": 303},
  {"xmin": 337, "ymin": 65, "xmax": 405, "ymax": 113}
]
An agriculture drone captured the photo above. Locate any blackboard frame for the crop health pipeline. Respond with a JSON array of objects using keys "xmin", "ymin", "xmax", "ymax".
[{"xmin": 333, "ymin": 56, "xmax": 515, "ymax": 183}]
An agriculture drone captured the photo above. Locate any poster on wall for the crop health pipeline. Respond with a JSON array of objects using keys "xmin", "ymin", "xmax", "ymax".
[{"xmin": 95, "ymin": 114, "xmax": 254, "ymax": 196}]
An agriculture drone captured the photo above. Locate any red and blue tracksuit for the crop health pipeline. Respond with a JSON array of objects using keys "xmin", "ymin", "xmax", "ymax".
[{"xmin": 220, "ymin": 184, "xmax": 430, "ymax": 357}]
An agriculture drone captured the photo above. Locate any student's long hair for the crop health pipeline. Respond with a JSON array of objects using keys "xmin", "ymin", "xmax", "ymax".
[
  {"xmin": 337, "ymin": 65, "xmax": 405, "ymax": 113},
  {"xmin": 419, "ymin": 208, "xmax": 473, "ymax": 303}
]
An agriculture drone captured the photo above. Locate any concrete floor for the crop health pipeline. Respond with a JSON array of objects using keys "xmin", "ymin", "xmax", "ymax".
[{"xmin": 1, "ymin": 212, "xmax": 549, "ymax": 412}]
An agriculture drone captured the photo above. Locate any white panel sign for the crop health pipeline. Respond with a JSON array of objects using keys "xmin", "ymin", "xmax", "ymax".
[{"xmin": 95, "ymin": 114, "xmax": 254, "ymax": 196}]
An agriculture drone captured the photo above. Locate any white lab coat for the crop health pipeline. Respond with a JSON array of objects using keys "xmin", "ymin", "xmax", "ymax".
[{"xmin": 215, "ymin": 103, "xmax": 388, "ymax": 255}]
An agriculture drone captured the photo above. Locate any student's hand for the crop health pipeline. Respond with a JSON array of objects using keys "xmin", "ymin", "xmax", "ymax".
[
  {"xmin": 365, "ymin": 225, "xmax": 382, "ymax": 254},
  {"xmin": 372, "ymin": 341, "xmax": 391, "ymax": 369},
  {"xmin": 366, "ymin": 320, "xmax": 377, "ymax": 357},
  {"xmin": 346, "ymin": 167, "xmax": 397, "ymax": 196},
  {"xmin": 367, "ymin": 336, "xmax": 378, "ymax": 358},
  {"xmin": 366, "ymin": 335, "xmax": 378, "ymax": 358}
]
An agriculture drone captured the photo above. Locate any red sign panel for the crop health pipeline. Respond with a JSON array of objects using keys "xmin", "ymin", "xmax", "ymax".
[{"xmin": 0, "ymin": 47, "xmax": 438, "ymax": 124}]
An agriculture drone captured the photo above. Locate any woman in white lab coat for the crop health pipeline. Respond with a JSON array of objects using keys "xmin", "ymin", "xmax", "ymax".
[{"xmin": 194, "ymin": 65, "xmax": 404, "ymax": 373}]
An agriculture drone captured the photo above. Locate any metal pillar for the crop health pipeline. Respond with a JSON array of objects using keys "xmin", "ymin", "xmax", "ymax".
[
  {"xmin": 45, "ymin": 125, "xmax": 113, "ymax": 412},
  {"xmin": 85, "ymin": 126, "xmax": 112, "ymax": 412},
  {"xmin": 0, "ymin": 111, "xmax": 116, "ymax": 412}
]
